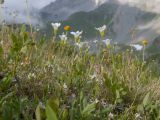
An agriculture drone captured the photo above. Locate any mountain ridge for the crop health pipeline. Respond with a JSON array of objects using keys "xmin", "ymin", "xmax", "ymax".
[{"xmin": 41, "ymin": 1, "xmax": 158, "ymax": 43}]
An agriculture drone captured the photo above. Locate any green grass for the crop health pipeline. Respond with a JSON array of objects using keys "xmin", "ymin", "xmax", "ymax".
[{"xmin": 0, "ymin": 25, "xmax": 160, "ymax": 120}]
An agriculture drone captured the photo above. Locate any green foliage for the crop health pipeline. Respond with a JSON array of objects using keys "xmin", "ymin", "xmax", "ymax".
[
  {"xmin": 46, "ymin": 104, "xmax": 58, "ymax": 120},
  {"xmin": 0, "ymin": 74, "xmax": 12, "ymax": 92},
  {"xmin": 137, "ymin": 92, "xmax": 160, "ymax": 119},
  {"xmin": 103, "ymin": 72, "xmax": 128, "ymax": 104},
  {"xmin": 0, "ymin": 22, "xmax": 160, "ymax": 120}
]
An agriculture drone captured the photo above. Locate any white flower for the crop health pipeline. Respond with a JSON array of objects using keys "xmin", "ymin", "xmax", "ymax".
[
  {"xmin": 102, "ymin": 39, "xmax": 111, "ymax": 46},
  {"xmin": 108, "ymin": 112, "xmax": 114, "ymax": 119},
  {"xmin": 75, "ymin": 41, "xmax": 89, "ymax": 49},
  {"xmin": 93, "ymin": 40, "xmax": 98, "ymax": 43},
  {"xmin": 89, "ymin": 73, "xmax": 97, "ymax": 79},
  {"xmin": 70, "ymin": 31, "xmax": 83, "ymax": 39},
  {"xmin": 59, "ymin": 33, "xmax": 67, "ymax": 41},
  {"xmin": 63, "ymin": 83, "xmax": 68, "ymax": 89},
  {"xmin": 0, "ymin": 40, "xmax": 3, "ymax": 45},
  {"xmin": 36, "ymin": 28, "xmax": 40, "ymax": 32},
  {"xmin": 130, "ymin": 44, "xmax": 143, "ymax": 51},
  {"xmin": 51, "ymin": 22, "xmax": 61, "ymax": 30},
  {"xmin": 95, "ymin": 98, "xmax": 99, "ymax": 103},
  {"xmin": 95, "ymin": 25, "xmax": 107, "ymax": 32},
  {"xmin": 75, "ymin": 42, "xmax": 83, "ymax": 49},
  {"xmin": 135, "ymin": 113, "xmax": 142, "ymax": 119},
  {"xmin": 28, "ymin": 73, "xmax": 36, "ymax": 79},
  {"xmin": 71, "ymin": 93, "xmax": 76, "ymax": 98},
  {"xmin": 39, "ymin": 102, "xmax": 45, "ymax": 109},
  {"xmin": 20, "ymin": 62, "xmax": 24, "ymax": 65}
]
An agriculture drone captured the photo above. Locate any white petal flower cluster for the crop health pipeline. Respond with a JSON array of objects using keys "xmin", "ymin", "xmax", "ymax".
[
  {"xmin": 51, "ymin": 22, "xmax": 61, "ymax": 30},
  {"xmin": 102, "ymin": 39, "xmax": 111, "ymax": 46},
  {"xmin": 59, "ymin": 33, "xmax": 67, "ymax": 42},
  {"xmin": 95, "ymin": 25, "xmax": 107, "ymax": 33},
  {"xmin": 70, "ymin": 31, "xmax": 83, "ymax": 39},
  {"xmin": 130, "ymin": 44, "xmax": 143, "ymax": 51}
]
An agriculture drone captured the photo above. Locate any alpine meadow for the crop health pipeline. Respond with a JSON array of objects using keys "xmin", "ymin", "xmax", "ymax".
[{"xmin": 0, "ymin": 0, "xmax": 160, "ymax": 120}]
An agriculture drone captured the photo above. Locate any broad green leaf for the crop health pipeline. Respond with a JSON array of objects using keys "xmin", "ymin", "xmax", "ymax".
[
  {"xmin": 143, "ymin": 92, "xmax": 150, "ymax": 107},
  {"xmin": 36, "ymin": 105, "xmax": 42, "ymax": 120},
  {"xmin": 46, "ymin": 104, "xmax": 58, "ymax": 120},
  {"xmin": 0, "ymin": 92, "xmax": 14, "ymax": 106},
  {"xmin": 20, "ymin": 46, "xmax": 28, "ymax": 54},
  {"xmin": 0, "ymin": 45, "xmax": 3, "ymax": 58},
  {"xmin": 137, "ymin": 104, "xmax": 144, "ymax": 113},
  {"xmin": 61, "ymin": 109, "xmax": 68, "ymax": 120},
  {"xmin": 47, "ymin": 98, "xmax": 59, "ymax": 113},
  {"xmin": 82, "ymin": 102, "xmax": 96, "ymax": 116},
  {"xmin": 0, "ymin": 74, "xmax": 12, "ymax": 91}
]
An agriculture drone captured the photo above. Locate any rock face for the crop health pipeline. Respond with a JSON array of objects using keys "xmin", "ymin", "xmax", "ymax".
[
  {"xmin": 40, "ymin": 0, "xmax": 109, "ymax": 21},
  {"xmin": 40, "ymin": 0, "xmax": 160, "ymax": 22}
]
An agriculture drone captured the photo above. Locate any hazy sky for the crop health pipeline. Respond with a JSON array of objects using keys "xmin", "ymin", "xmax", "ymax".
[
  {"xmin": 1, "ymin": 0, "xmax": 56, "ymax": 24},
  {"xmin": 3, "ymin": 0, "xmax": 55, "ymax": 10}
]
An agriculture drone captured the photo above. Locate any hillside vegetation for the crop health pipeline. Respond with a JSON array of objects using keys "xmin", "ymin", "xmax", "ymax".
[{"xmin": 0, "ymin": 24, "xmax": 160, "ymax": 120}]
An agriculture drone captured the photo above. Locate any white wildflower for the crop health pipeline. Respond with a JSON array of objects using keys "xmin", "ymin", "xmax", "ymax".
[
  {"xmin": 59, "ymin": 33, "xmax": 67, "ymax": 42},
  {"xmin": 93, "ymin": 40, "xmax": 98, "ymax": 43},
  {"xmin": 51, "ymin": 22, "xmax": 61, "ymax": 30},
  {"xmin": 108, "ymin": 112, "xmax": 114, "ymax": 119},
  {"xmin": 63, "ymin": 83, "xmax": 68, "ymax": 90},
  {"xmin": 71, "ymin": 93, "xmax": 76, "ymax": 98},
  {"xmin": 36, "ymin": 28, "xmax": 40, "ymax": 32},
  {"xmin": 95, "ymin": 25, "xmax": 107, "ymax": 33},
  {"xmin": 89, "ymin": 73, "xmax": 97, "ymax": 79},
  {"xmin": 130, "ymin": 44, "xmax": 143, "ymax": 51},
  {"xmin": 39, "ymin": 102, "xmax": 45, "ymax": 109},
  {"xmin": 70, "ymin": 31, "xmax": 83, "ymax": 41},
  {"xmin": 75, "ymin": 42, "xmax": 83, "ymax": 49},
  {"xmin": 28, "ymin": 73, "xmax": 36, "ymax": 79},
  {"xmin": 51, "ymin": 22, "xmax": 61, "ymax": 35},
  {"xmin": 75, "ymin": 41, "xmax": 90, "ymax": 49},
  {"xmin": 95, "ymin": 98, "xmax": 99, "ymax": 103},
  {"xmin": 0, "ymin": 40, "xmax": 3, "ymax": 45},
  {"xmin": 95, "ymin": 25, "xmax": 107, "ymax": 37},
  {"xmin": 70, "ymin": 31, "xmax": 83, "ymax": 37},
  {"xmin": 135, "ymin": 113, "xmax": 142, "ymax": 119},
  {"xmin": 102, "ymin": 39, "xmax": 111, "ymax": 46}
]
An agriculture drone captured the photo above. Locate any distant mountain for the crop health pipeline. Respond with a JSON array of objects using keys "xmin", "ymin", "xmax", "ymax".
[
  {"xmin": 40, "ymin": 0, "xmax": 108, "ymax": 22},
  {"xmin": 40, "ymin": 0, "xmax": 160, "ymax": 22},
  {"xmin": 41, "ymin": 2, "xmax": 157, "ymax": 42}
]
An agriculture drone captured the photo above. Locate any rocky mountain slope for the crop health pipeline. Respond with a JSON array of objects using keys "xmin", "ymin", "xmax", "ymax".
[
  {"xmin": 40, "ymin": 0, "xmax": 160, "ymax": 21},
  {"xmin": 40, "ymin": 0, "xmax": 109, "ymax": 21}
]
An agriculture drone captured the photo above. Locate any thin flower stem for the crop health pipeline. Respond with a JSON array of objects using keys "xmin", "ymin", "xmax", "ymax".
[
  {"xmin": 25, "ymin": 0, "xmax": 33, "ymax": 36},
  {"xmin": 143, "ymin": 46, "xmax": 145, "ymax": 62},
  {"xmin": 0, "ymin": 4, "xmax": 2, "ymax": 24}
]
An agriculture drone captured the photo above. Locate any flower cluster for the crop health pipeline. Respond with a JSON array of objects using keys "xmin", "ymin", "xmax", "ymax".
[
  {"xmin": 59, "ymin": 33, "xmax": 68, "ymax": 44},
  {"xmin": 95, "ymin": 25, "xmax": 107, "ymax": 38},
  {"xmin": 70, "ymin": 31, "xmax": 83, "ymax": 43},
  {"xmin": 51, "ymin": 22, "xmax": 61, "ymax": 35},
  {"xmin": 50, "ymin": 22, "xmax": 150, "ymax": 60}
]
